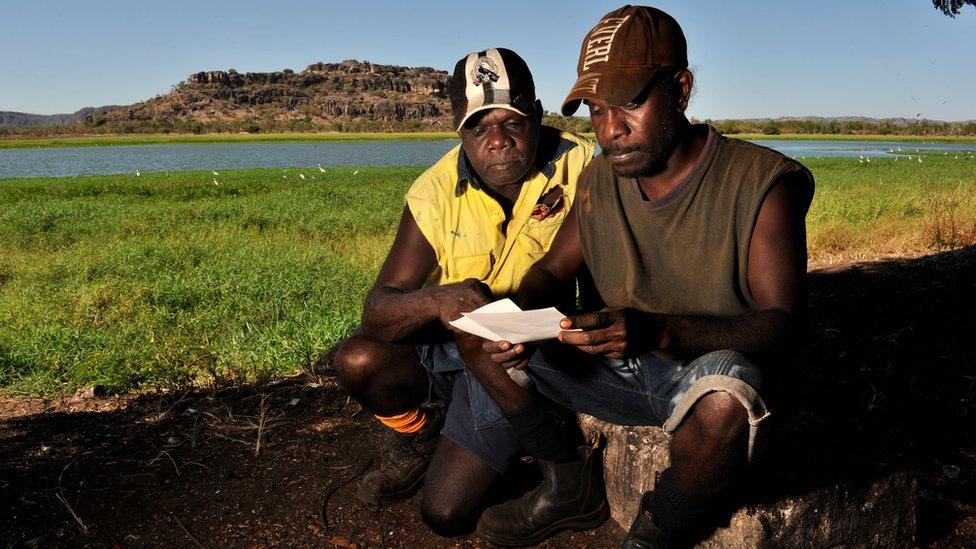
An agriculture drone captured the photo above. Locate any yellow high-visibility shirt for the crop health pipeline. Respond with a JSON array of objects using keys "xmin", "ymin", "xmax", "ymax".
[{"xmin": 406, "ymin": 127, "xmax": 594, "ymax": 296}]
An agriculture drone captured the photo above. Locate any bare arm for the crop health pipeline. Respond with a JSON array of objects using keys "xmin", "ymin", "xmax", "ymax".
[
  {"xmin": 361, "ymin": 206, "xmax": 493, "ymax": 342},
  {"xmin": 560, "ymin": 172, "xmax": 814, "ymax": 358}
]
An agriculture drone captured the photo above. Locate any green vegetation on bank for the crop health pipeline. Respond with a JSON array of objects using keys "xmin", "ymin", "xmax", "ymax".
[
  {"xmin": 0, "ymin": 132, "xmax": 458, "ymax": 149},
  {"xmin": 3, "ymin": 130, "xmax": 976, "ymax": 150},
  {"xmin": 2, "ymin": 157, "xmax": 974, "ymax": 396}
]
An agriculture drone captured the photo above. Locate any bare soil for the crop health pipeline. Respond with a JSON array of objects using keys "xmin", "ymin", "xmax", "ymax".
[{"xmin": 2, "ymin": 247, "xmax": 974, "ymax": 547}]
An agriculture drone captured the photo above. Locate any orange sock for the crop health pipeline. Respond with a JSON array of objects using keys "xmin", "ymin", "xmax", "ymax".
[{"xmin": 376, "ymin": 408, "xmax": 427, "ymax": 434}]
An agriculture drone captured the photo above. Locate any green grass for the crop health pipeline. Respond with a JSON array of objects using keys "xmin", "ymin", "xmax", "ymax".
[
  {"xmin": 0, "ymin": 166, "xmax": 418, "ymax": 395},
  {"xmin": 0, "ymin": 132, "xmax": 458, "ymax": 149},
  {"xmin": 805, "ymin": 152, "xmax": 976, "ymax": 261},
  {"xmin": 1, "ymin": 156, "xmax": 974, "ymax": 396}
]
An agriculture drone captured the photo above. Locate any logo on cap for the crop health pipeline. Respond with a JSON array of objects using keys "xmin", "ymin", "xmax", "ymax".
[
  {"xmin": 471, "ymin": 57, "xmax": 500, "ymax": 86},
  {"xmin": 582, "ymin": 15, "xmax": 629, "ymax": 72}
]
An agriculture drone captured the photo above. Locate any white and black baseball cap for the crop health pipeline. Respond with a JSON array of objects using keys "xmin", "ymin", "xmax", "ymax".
[{"xmin": 449, "ymin": 48, "xmax": 537, "ymax": 132}]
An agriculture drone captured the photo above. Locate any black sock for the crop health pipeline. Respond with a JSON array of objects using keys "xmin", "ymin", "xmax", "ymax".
[
  {"xmin": 650, "ymin": 468, "xmax": 710, "ymax": 534},
  {"xmin": 503, "ymin": 406, "xmax": 579, "ymax": 463}
]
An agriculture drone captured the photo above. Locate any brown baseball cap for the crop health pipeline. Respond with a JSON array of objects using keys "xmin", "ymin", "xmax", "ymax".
[
  {"xmin": 561, "ymin": 5, "xmax": 687, "ymax": 116},
  {"xmin": 449, "ymin": 48, "xmax": 537, "ymax": 132}
]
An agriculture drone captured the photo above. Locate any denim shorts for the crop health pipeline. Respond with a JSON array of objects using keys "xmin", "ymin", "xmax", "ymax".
[
  {"xmin": 416, "ymin": 341, "xmax": 521, "ymax": 474},
  {"xmin": 417, "ymin": 342, "xmax": 772, "ymax": 471},
  {"xmin": 527, "ymin": 345, "xmax": 772, "ymax": 462}
]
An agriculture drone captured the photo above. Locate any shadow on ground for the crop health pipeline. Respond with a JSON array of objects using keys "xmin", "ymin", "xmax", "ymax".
[{"xmin": 1, "ymin": 247, "xmax": 974, "ymax": 547}]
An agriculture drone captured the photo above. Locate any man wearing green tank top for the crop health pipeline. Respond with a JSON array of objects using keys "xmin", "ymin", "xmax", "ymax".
[{"xmin": 466, "ymin": 5, "xmax": 816, "ymax": 547}]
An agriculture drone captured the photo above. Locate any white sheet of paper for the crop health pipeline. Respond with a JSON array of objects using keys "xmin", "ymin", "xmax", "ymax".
[{"xmin": 449, "ymin": 299, "xmax": 568, "ymax": 344}]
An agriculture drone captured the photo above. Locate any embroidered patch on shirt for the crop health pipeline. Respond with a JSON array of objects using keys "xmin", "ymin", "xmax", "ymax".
[{"xmin": 530, "ymin": 186, "xmax": 565, "ymax": 221}]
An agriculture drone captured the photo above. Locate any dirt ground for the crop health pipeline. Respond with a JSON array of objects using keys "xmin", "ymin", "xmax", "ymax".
[{"xmin": 2, "ymin": 247, "xmax": 974, "ymax": 548}]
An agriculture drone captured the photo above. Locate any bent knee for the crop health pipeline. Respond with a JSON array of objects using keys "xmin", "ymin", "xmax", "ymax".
[
  {"xmin": 420, "ymin": 499, "xmax": 477, "ymax": 537},
  {"xmin": 689, "ymin": 390, "xmax": 749, "ymax": 441},
  {"xmin": 332, "ymin": 336, "xmax": 385, "ymax": 391}
]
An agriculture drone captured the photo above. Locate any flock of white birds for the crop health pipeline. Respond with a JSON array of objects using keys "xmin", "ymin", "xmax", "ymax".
[{"xmin": 133, "ymin": 162, "xmax": 366, "ymax": 183}]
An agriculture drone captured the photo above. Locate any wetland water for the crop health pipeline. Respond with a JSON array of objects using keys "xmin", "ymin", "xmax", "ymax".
[{"xmin": 1, "ymin": 138, "xmax": 974, "ymax": 178}]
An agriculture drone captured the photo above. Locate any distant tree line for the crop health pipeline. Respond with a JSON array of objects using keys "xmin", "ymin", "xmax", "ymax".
[{"xmin": 705, "ymin": 118, "xmax": 976, "ymax": 137}]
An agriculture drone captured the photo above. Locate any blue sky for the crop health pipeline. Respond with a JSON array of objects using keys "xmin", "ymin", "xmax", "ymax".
[{"xmin": 3, "ymin": 0, "xmax": 974, "ymax": 120}]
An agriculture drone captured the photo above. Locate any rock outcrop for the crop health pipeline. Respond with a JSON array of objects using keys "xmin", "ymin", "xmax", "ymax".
[{"xmin": 100, "ymin": 60, "xmax": 451, "ymax": 129}]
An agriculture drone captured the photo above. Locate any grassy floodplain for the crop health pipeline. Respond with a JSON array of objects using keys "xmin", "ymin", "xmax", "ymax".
[
  {"xmin": 0, "ymin": 132, "xmax": 457, "ymax": 149},
  {"xmin": 1, "ymin": 154, "xmax": 974, "ymax": 396}
]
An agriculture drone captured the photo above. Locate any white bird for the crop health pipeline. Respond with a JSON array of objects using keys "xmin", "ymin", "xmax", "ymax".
[
  {"xmin": 299, "ymin": 173, "xmax": 306, "ymax": 180},
  {"xmin": 213, "ymin": 171, "xmax": 220, "ymax": 176},
  {"xmin": 353, "ymin": 170, "xmax": 360, "ymax": 175},
  {"xmin": 894, "ymin": 157, "xmax": 898, "ymax": 162},
  {"xmin": 136, "ymin": 171, "xmax": 141, "ymax": 176},
  {"xmin": 866, "ymin": 157, "xmax": 870, "ymax": 163},
  {"xmin": 918, "ymin": 157, "xmax": 923, "ymax": 163},
  {"xmin": 858, "ymin": 159, "xmax": 864, "ymax": 163},
  {"xmin": 213, "ymin": 178, "xmax": 220, "ymax": 185},
  {"xmin": 318, "ymin": 164, "xmax": 326, "ymax": 173}
]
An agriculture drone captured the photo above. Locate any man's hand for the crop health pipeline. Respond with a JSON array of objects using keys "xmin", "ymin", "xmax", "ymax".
[
  {"xmin": 482, "ymin": 340, "xmax": 535, "ymax": 370},
  {"xmin": 435, "ymin": 278, "xmax": 494, "ymax": 328},
  {"xmin": 557, "ymin": 308, "xmax": 665, "ymax": 359}
]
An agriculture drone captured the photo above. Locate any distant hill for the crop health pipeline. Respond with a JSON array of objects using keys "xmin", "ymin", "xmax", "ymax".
[
  {"xmin": 1, "ymin": 60, "xmax": 453, "ymax": 134},
  {"xmin": 0, "ymin": 106, "xmax": 121, "ymax": 127}
]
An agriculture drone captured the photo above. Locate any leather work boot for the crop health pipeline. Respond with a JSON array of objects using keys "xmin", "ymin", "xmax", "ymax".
[
  {"xmin": 620, "ymin": 492, "xmax": 673, "ymax": 548},
  {"xmin": 476, "ymin": 446, "xmax": 609, "ymax": 546},
  {"xmin": 356, "ymin": 404, "xmax": 445, "ymax": 506}
]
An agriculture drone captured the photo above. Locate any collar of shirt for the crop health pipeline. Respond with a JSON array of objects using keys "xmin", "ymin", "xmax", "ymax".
[{"xmin": 454, "ymin": 129, "xmax": 578, "ymax": 197}]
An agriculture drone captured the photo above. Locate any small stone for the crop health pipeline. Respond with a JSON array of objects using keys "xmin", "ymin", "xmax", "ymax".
[
  {"xmin": 166, "ymin": 436, "xmax": 179, "ymax": 445},
  {"xmin": 943, "ymin": 464, "xmax": 961, "ymax": 479},
  {"xmin": 288, "ymin": 398, "xmax": 300, "ymax": 406},
  {"xmin": 74, "ymin": 385, "xmax": 107, "ymax": 399}
]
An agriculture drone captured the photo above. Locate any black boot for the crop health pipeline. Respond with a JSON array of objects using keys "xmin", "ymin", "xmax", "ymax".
[
  {"xmin": 476, "ymin": 446, "xmax": 609, "ymax": 546},
  {"xmin": 620, "ymin": 492, "xmax": 673, "ymax": 548}
]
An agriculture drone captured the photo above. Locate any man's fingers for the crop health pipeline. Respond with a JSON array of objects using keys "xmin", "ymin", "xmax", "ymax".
[
  {"xmin": 562, "ymin": 311, "xmax": 615, "ymax": 330},
  {"xmin": 558, "ymin": 326, "xmax": 616, "ymax": 347},
  {"xmin": 576, "ymin": 342, "xmax": 621, "ymax": 356},
  {"xmin": 482, "ymin": 340, "xmax": 512, "ymax": 354}
]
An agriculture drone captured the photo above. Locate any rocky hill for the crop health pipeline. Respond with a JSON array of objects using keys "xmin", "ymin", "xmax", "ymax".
[
  {"xmin": 0, "ymin": 106, "xmax": 121, "ymax": 127},
  {"xmin": 93, "ymin": 60, "xmax": 452, "ymax": 132}
]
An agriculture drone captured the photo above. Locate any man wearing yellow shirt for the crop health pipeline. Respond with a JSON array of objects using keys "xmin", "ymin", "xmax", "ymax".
[{"xmin": 331, "ymin": 48, "xmax": 594, "ymax": 535}]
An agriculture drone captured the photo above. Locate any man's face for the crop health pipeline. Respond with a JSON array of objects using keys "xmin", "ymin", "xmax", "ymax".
[
  {"xmin": 459, "ymin": 108, "xmax": 539, "ymax": 190},
  {"xmin": 588, "ymin": 74, "xmax": 686, "ymax": 178}
]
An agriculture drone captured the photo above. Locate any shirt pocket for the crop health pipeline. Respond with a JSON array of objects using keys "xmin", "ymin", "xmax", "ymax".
[
  {"xmin": 519, "ymin": 210, "xmax": 568, "ymax": 254},
  {"xmin": 443, "ymin": 252, "xmax": 493, "ymax": 283}
]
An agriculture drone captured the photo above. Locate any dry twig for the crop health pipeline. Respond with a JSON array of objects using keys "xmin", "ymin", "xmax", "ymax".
[
  {"xmin": 174, "ymin": 516, "xmax": 206, "ymax": 549},
  {"xmin": 255, "ymin": 393, "xmax": 268, "ymax": 456},
  {"xmin": 56, "ymin": 459, "xmax": 89, "ymax": 534}
]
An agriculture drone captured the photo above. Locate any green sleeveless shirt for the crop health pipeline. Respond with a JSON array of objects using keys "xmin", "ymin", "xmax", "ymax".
[{"xmin": 577, "ymin": 126, "xmax": 814, "ymax": 317}]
